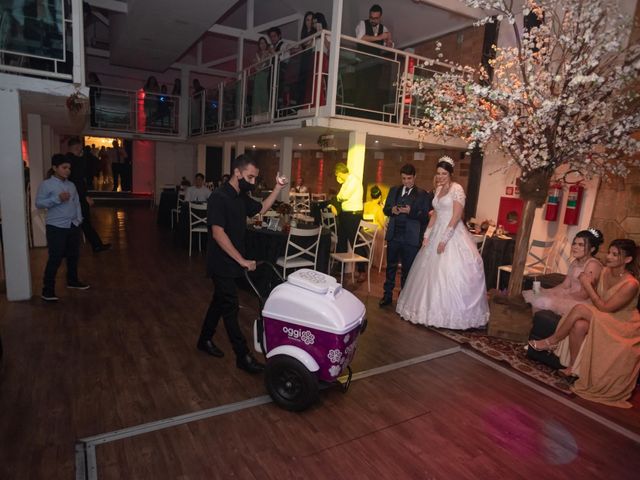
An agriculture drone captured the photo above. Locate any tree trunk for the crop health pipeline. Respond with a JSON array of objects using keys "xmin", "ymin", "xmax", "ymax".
[
  {"xmin": 506, "ymin": 169, "xmax": 552, "ymax": 298},
  {"xmin": 506, "ymin": 198, "xmax": 537, "ymax": 297}
]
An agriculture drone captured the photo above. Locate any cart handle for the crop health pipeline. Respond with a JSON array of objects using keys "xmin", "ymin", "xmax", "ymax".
[{"xmin": 243, "ymin": 261, "xmax": 284, "ymax": 303}]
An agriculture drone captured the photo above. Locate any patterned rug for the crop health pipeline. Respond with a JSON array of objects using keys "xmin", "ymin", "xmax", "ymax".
[{"xmin": 431, "ymin": 327, "xmax": 574, "ymax": 395}]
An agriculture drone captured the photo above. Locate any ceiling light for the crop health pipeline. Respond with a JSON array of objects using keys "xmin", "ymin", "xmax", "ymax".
[
  {"xmin": 298, "ymin": 143, "xmax": 302, "ymax": 147},
  {"xmin": 273, "ymin": 144, "xmax": 277, "ymax": 147},
  {"xmin": 252, "ymin": 145, "xmax": 256, "ymax": 148},
  {"xmin": 374, "ymin": 140, "xmax": 379, "ymax": 144}
]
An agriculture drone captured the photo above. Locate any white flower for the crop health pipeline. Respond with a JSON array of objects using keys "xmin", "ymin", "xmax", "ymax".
[
  {"xmin": 327, "ymin": 349, "xmax": 343, "ymax": 364},
  {"xmin": 300, "ymin": 330, "xmax": 315, "ymax": 345}
]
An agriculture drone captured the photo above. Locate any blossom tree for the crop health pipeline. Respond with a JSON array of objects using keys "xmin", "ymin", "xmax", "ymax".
[{"xmin": 410, "ymin": 0, "xmax": 640, "ymax": 298}]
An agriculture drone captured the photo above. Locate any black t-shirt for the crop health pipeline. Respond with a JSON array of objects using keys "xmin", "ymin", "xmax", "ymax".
[{"xmin": 206, "ymin": 182, "xmax": 262, "ymax": 278}]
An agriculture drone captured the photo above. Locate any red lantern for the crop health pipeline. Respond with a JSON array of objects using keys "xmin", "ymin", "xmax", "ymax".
[{"xmin": 544, "ymin": 182, "xmax": 562, "ymax": 221}]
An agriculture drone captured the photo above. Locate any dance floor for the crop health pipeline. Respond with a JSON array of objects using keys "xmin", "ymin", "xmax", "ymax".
[{"xmin": 0, "ymin": 205, "xmax": 638, "ymax": 479}]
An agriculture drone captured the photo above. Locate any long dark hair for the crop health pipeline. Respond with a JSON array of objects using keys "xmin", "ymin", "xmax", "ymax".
[
  {"xmin": 301, "ymin": 11, "xmax": 315, "ymax": 39},
  {"xmin": 313, "ymin": 12, "xmax": 328, "ymax": 30},
  {"xmin": 574, "ymin": 229, "xmax": 604, "ymax": 256},
  {"xmin": 610, "ymin": 238, "xmax": 639, "ymax": 278}
]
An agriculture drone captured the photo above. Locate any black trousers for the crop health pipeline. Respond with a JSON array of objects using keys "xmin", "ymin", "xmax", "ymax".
[
  {"xmin": 80, "ymin": 199, "xmax": 103, "ymax": 250},
  {"xmin": 43, "ymin": 224, "xmax": 81, "ymax": 294},
  {"xmin": 383, "ymin": 238, "xmax": 419, "ymax": 299},
  {"xmin": 337, "ymin": 211, "xmax": 365, "ymax": 272},
  {"xmin": 199, "ymin": 275, "xmax": 249, "ymax": 357},
  {"xmin": 112, "ymin": 163, "xmax": 132, "ymax": 191}
]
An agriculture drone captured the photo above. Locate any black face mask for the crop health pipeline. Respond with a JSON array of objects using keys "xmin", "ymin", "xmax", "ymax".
[{"xmin": 238, "ymin": 176, "xmax": 256, "ymax": 193}]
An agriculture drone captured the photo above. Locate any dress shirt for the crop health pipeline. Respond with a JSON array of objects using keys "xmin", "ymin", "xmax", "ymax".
[
  {"xmin": 337, "ymin": 174, "xmax": 364, "ymax": 212},
  {"xmin": 35, "ymin": 176, "xmax": 83, "ymax": 228},
  {"xmin": 355, "ymin": 20, "xmax": 389, "ymax": 40},
  {"xmin": 401, "ymin": 186, "xmax": 413, "ymax": 197},
  {"xmin": 185, "ymin": 186, "xmax": 212, "ymax": 203}
]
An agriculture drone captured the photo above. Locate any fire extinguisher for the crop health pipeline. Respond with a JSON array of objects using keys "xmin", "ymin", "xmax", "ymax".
[
  {"xmin": 545, "ymin": 182, "xmax": 562, "ymax": 221},
  {"xmin": 563, "ymin": 183, "xmax": 584, "ymax": 225}
]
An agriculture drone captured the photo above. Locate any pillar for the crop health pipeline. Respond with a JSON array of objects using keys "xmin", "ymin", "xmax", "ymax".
[
  {"xmin": 279, "ymin": 136, "xmax": 293, "ymax": 200},
  {"xmin": 27, "ymin": 114, "xmax": 46, "ymax": 247},
  {"xmin": 0, "ymin": 89, "xmax": 32, "ymax": 300},
  {"xmin": 196, "ymin": 144, "xmax": 206, "ymax": 175},
  {"xmin": 347, "ymin": 130, "xmax": 366, "ymax": 188}
]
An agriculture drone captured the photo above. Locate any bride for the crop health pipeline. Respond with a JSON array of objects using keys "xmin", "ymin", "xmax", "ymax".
[{"xmin": 396, "ymin": 156, "xmax": 489, "ymax": 329}]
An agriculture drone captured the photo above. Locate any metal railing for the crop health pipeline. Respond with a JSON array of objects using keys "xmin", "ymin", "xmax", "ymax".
[
  {"xmin": 90, "ymin": 86, "xmax": 181, "ymax": 136},
  {"xmin": 189, "ymin": 30, "xmax": 451, "ymax": 136}
]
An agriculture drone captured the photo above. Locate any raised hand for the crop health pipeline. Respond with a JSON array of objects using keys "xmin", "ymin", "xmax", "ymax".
[{"xmin": 275, "ymin": 171, "xmax": 289, "ymax": 187}]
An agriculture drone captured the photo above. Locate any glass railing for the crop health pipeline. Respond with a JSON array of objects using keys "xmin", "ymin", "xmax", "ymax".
[
  {"xmin": 90, "ymin": 86, "xmax": 180, "ymax": 136},
  {"xmin": 186, "ymin": 31, "xmax": 454, "ymax": 136},
  {"xmin": 0, "ymin": 0, "xmax": 76, "ymax": 81}
]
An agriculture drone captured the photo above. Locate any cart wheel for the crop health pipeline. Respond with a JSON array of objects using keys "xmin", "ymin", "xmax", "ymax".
[{"xmin": 265, "ymin": 355, "xmax": 319, "ymax": 412}]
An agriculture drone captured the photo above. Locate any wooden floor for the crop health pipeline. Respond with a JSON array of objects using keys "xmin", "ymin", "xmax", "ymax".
[{"xmin": 0, "ymin": 205, "xmax": 638, "ymax": 479}]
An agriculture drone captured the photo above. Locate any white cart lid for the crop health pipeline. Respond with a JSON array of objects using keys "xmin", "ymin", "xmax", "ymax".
[
  {"xmin": 286, "ymin": 269, "xmax": 339, "ymax": 295},
  {"xmin": 262, "ymin": 269, "xmax": 365, "ymax": 334}
]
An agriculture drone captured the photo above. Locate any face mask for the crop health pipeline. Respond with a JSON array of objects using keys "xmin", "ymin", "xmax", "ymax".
[{"xmin": 238, "ymin": 176, "xmax": 256, "ymax": 193}]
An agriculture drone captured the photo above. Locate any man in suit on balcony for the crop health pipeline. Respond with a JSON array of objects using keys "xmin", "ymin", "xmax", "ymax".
[{"xmin": 379, "ymin": 164, "xmax": 431, "ymax": 307}]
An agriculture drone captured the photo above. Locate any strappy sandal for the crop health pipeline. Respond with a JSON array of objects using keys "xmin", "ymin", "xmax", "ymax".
[{"xmin": 527, "ymin": 338, "xmax": 556, "ymax": 352}]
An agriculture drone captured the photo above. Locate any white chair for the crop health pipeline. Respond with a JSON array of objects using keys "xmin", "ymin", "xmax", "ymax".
[
  {"xmin": 321, "ymin": 211, "xmax": 338, "ymax": 264},
  {"xmin": 188, "ymin": 203, "xmax": 208, "ymax": 256},
  {"xmin": 276, "ymin": 226, "xmax": 322, "ymax": 278},
  {"xmin": 496, "ymin": 239, "xmax": 556, "ymax": 290},
  {"xmin": 171, "ymin": 192, "xmax": 185, "ymax": 230},
  {"xmin": 330, "ymin": 220, "xmax": 379, "ymax": 292},
  {"xmin": 378, "ymin": 224, "xmax": 388, "ymax": 273},
  {"xmin": 311, "ymin": 193, "xmax": 326, "ymax": 202},
  {"xmin": 290, "ymin": 192, "xmax": 311, "ymax": 213}
]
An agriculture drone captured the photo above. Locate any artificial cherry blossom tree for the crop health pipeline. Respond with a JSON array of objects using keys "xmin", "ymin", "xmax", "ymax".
[{"xmin": 410, "ymin": 0, "xmax": 640, "ymax": 297}]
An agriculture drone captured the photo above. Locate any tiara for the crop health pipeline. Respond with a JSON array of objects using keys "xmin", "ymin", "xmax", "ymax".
[
  {"xmin": 587, "ymin": 228, "xmax": 600, "ymax": 239},
  {"xmin": 439, "ymin": 156, "xmax": 455, "ymax": 168}
]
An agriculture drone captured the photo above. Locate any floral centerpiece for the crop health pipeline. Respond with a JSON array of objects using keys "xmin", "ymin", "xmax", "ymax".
[{"xmin": 409, "ymin": 0, "xmax": 640, "ymax": 298}]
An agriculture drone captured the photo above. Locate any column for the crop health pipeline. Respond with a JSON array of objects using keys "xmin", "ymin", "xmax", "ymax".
[
  {"xmin": 235, "ymin": 141, "xmax": 246, "ymax": 156},
  {"xmin": 196, "ymin": 144, "xmax": 206, "ymax": 176},
  {"xmin": 279, "ymin": 136, "xmax": 293, "ymax": 200},
  {"xmin": 0, "ymin": 89, "xmax": 32, "ymax": 300},
  {"xmin": 223, "ymin": 141, "xmax": 233, "ymax": 175},
  {"xmin": 326, "ymin": 0, "xmax": 344, "ymax": 115},
  {"xmin": 27, "ymin": 114, "xmax": 46, "ymax": 247},
  {"xmin": 347, "ymin": 130, "xmax": 366, "ymax": 184}
]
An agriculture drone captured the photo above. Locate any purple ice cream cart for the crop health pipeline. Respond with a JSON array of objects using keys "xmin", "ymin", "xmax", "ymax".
[{"xmin": 246, "ymin": 266, "xmax": 367, "ymax": 411}]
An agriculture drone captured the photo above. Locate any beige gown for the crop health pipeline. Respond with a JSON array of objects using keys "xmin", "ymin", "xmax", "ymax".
[{"xmin": 556, "ymin": 273, "xmax": 640, "ymax": 408}]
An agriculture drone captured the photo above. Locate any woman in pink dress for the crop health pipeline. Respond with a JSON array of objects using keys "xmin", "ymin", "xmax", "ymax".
[{"xmin": 523, "ymin": 229, "xmax": 603, "ymax": 316}]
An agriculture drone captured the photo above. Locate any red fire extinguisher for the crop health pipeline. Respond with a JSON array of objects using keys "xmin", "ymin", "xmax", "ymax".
[
  {"xmin": 563, "ymin": 183, "xmax": 584, "ymax": 225},
  {"xmin": 545, "ymin": 182, "xmax": 562, "ymax": 221}
]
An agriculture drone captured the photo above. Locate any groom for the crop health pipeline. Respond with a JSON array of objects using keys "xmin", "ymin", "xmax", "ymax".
[{"xmin": 379, "ymin": 164, "xmax": 431, "ymax": 307}]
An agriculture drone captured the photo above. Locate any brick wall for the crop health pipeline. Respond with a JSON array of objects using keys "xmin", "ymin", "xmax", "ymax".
[
  {"xmin": 412, "ymin": 24, "xmax": 486, "ymax": 68},
  {"xmin": 253, "ymin": 147, "xmax": 469, "ymax": 200}
]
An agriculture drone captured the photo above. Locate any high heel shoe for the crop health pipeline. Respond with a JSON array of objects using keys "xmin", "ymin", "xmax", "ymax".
[
  {"xmin": 557, "ymin": 367, "xmax": 578, "ymax": 380},
  {"xmin": 528, "ymin": 338, "xmax": 556, "ymax": 352}
]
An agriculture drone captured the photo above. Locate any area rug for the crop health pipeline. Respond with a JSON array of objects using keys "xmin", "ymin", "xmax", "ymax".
[{"xmin": 431, "ymin": 327, "xmax": 573, "ymax": 395}]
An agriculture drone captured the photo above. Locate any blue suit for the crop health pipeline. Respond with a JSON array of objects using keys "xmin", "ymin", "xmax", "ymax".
[{"xmin": 382, "ymin": 185, "xmax": 432, "ymax": 299}]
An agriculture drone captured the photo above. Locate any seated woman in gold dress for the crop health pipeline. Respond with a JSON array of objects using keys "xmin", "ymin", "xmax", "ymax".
[{"xmin": 529, "ymin": 238, "xmax": 640, "ymax": 408}]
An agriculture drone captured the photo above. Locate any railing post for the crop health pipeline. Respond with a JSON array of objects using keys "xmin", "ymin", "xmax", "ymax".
[
  {"xmin": 218, "ymin": 82, "xmax": 224, "ymax": 130},
  {"xmin": 269, "ymin": 56, "xmax": 278, "ymax": 122},
  {"xmin": 200, "ymin": 91, "xmax": 205, "ymax": 135},
  {"xmin": 398, "ymin": 53, "xmax": 409, "ymax": 126},
  {"xmin": 326, "ymin": 0, "xmax": 344, "ymax": 117}
]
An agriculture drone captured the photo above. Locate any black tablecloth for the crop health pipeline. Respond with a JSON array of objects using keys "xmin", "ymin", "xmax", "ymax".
[
  {"xmin": 482, "ymin": 235, "xmax": 516, "ymax": 290},
  {"xmin": 245, "ymin": 225, "xmax": 332, "ymax": 273},
  {"xmin": 157, "ymin": 191, "xmax": 178, "ymax": 227}
]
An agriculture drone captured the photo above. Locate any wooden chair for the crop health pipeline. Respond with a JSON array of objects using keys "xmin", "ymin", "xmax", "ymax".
[
  {"xmin": 330, "ymin": 220, "xmax": 379, "ymax": 292},
  {"xmin": 497, "ymin": 239, "xmax": 555, "ymax": 290},
  {"xmin": 276, "ymin": 226, "xmax": 322, "ymax": 278},
  {"xmin": 188, "ymin": 203, "xmax": 208, "ymax": 256}
]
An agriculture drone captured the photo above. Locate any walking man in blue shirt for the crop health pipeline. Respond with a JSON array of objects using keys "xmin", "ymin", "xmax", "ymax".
[{"xmin": 36, "ymin": 154, "xmax": 90, "ymax": 301}]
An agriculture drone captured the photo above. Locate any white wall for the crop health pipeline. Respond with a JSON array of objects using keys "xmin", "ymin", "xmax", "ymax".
[
  {"xmin": 154, "ymin": 142, "xmax": 197, "ymax": 202},
  {"xmin": 476, "ymin": 146, "xmax": 599, "ymax": 273}
]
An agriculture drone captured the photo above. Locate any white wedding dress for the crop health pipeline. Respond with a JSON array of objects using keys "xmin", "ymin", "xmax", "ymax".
[{"xmin": 396, "ymin": 182, "xmax": 489, "ymax": 329}]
